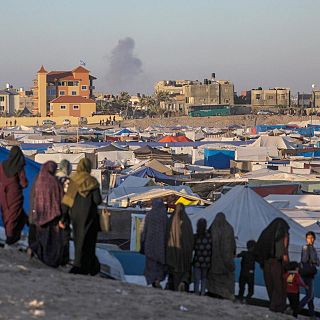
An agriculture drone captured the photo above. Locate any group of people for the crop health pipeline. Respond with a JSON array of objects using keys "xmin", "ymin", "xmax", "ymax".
[
  {"xmin": 99, "ymin": 116, "xmax": 116, "ymax": 126},
  {"xmin": 141, "ymin": 200, "xmax": 319, "ymax": 318},
  {"xmin": 0, "ymin": 146, "xmax": 319, "ymax": 317},
  {"xmin": 0, "ymin": 146, "xmax": 102, "ymax": 276}
]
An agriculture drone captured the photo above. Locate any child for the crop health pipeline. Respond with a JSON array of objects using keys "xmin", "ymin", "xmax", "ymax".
[
  {"xmin": 193, "ymin": 218, "xmax": 212, "ymax": 295},
  {"xmin": 285, "ymin": 261, "xmax": 308, "ymax": 318},
  {"xmin": 237, "ymin": 240, "xmax": 256, "ymax": 301}
]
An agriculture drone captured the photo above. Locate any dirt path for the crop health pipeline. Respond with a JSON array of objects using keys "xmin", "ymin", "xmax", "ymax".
[{"xmin": 0, "ymin": 248, "xmax": 299, "ymax": 320}]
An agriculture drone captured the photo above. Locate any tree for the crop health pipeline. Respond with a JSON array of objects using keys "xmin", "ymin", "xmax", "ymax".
[{"xmin": 116, "ymin": 91, "xmax": 131, "ymax": 107}]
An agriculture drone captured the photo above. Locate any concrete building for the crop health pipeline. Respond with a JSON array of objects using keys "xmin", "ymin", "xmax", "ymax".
[
  {"xmin": 0, "ymin": 87, "xmax": 19, "ymax": 116},
  {"xmin": 159, "ymin": 94, "xmax": 185, "ymax": 115},
  {"xmin": 33, "ymin": 65, "xmax": 96, "ymax": 116},
  {"xmin": 49, "ymin": 96, "xmax": 96, "ymax": 117},
  {"xmin": 313, "ymin": 90, "xmax": 320, "ymax": 109},
  {"xmin": 155, "ymin": 80, "xmax": 199, "ymax": 95},
  {"xmin": 251, "ymin": 88, "xmax": 290, "ymax": 109},
  {"xmin": 183, "ymin": 79, "xmax": 234, "ymax": 113},
  {"xmin": 297, "ymin": 93, "xmax": 312, "ymax": 109}
]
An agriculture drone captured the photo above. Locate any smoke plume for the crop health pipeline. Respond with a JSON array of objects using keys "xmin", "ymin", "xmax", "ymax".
[{"xmin": 105, "ymin": 37, "xmax": 144, "ymax": 93}]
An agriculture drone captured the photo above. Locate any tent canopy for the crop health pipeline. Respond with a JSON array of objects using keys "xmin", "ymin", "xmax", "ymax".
[
  {"xmin": 188, "ymin": 185, "xmax": 318, "ymax": 260},
  {"xmin": 158, "ymin": 135, "xmax": 192, "ymax": 143}
]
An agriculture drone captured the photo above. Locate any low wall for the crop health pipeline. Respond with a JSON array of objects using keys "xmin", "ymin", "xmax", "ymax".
[{"xmin": 0, "ymin": 115, "xmax": 122, "ymax": 126}]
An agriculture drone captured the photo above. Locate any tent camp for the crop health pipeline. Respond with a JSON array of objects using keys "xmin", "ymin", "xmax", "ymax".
[{"xmin": 188, "ymin": 185, "xmax": 319, "ymax": 260}]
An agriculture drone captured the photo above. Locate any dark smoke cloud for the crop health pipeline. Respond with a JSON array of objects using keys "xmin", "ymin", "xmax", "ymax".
[{"xmin": 105, "ymin": 37, "xmax": 144, "ymax": 93}]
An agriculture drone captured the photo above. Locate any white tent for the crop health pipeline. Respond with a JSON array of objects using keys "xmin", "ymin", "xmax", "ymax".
[
  {"xmin": 188, "ymin": 185, "xmax": 319, "ymax": 260},
  {"xmin": 249, "ymin": 135, "xmax": 297, "ymax": 149}
]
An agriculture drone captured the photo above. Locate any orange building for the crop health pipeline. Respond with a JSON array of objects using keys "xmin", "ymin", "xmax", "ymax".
[
  {"xmin": 50, "ymin": 96, "xmax": 96, "ymax": 117},
  {"xmin": 33, "ymin": 65, "xmax": 96, "ymax": 116}
]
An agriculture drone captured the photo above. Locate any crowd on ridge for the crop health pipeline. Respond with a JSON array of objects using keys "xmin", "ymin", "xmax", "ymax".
[{"xmin": 0, "ymin": 146, "xmax": 319, "ymax": 318}]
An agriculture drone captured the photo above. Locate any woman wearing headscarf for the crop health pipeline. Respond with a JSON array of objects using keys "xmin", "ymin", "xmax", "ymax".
[
  {"xmin": 56, "ymin": 159, "xmax": 72, "ymax": 193},
  {"xmin": 166, "ymin": 203, "xmax": 194, "ymax": 291},
  {"xmin": 141, "ymin": 198, "xmax": 168, "ymax": 288},
  {"xmin": 0, "ymin": 146, "xmax": 28, "ymax": 247},
  {"xmin": 62, "ymin": 158, "xmax": 102, "ymax": 276},
  {"xmin": 56, "ymin": 159, "xmax": 72, "ymax": 265},
  {"xmin": 207, "ymin": 212, "xmax": 236, "ymax": 300},
  {"xmin": 254, "ymin": 218, "xmax": 290, "ymax": 313},
  {"xmin": 29, "ymin": 161, "xmax": 65, "ymax": 267}
]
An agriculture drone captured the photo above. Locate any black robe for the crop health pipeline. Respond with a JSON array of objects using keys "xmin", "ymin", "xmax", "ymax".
[{"xmin": 64, "ymin": 188, "xmax": 102, "ymax": 275}]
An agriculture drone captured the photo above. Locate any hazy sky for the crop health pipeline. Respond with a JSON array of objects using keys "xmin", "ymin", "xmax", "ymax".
[{"xmin": 1, "ymin": 0, "xmax": 319, "ymax": 94}]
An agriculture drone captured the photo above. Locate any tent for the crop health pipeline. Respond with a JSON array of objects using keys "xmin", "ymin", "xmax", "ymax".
[
  {"xmin": 158, "ymin": 135, "xmax": 192, "ymax": 143},
  {"xmin": 249, "ymin": 135, "xmax": 297, "ymax": 149},
  {"xmin": 128, "ymin": 167, "xmax": 181, "ymax": 186},
  {"xmin": 188, "ymin": 185, "xmax": 319, "ymax": 260},
  {"xmin": 0, "ymin": 146, "xmax": 40, "ymax": 225}
]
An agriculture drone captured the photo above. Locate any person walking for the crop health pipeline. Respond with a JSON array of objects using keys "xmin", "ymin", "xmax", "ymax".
[
  {"xmin": 299, "ymin": 231, "xmax": 319, "ymax": 318},
  {"xmin": 254, "ymin": 218, "xmax": 290, "ymax": 313},
  {"xmin": 193, "ymin": 218, "xmax": 212, "ymax": 295},
  {"xmin": 141, "ymin": 198, "xmax": 168, "ymax": 288},
  {"xmin": 166, "ymin": 203, "xmax": 194, "ymax": 292},
  {"xmin": 62, "ymin": 158, "xmax": 102, "ymax": 276},
  {"xmin": 0, "ymin": 146, "xmax": 28, "ymax": 248},
  {"xmin": 207, "ymin": 212, "xmax": 236, "ymax": 300},
  {"xmin": 29, "ymin": 161, "xmax": 65, "ymax": 267}
]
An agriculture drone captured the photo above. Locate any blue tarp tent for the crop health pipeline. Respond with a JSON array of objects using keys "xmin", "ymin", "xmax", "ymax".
[
  {"xmin": 114, "ymin": 128, "xmax": 135, "ymax": 136},
  {"xmin": 204, "ymin": 149, "xmax": 235, "ymax": 169},
  {"xmin": 0, "ymin": 147, "xmax": 40, "ymax": 226}
]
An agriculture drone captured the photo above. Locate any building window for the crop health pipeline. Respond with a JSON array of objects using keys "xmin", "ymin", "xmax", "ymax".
[
  {"xmin": 71, "ymin": 91, "xmax": 77, "ymax": 96},
  {"xmin": 68, "ymin": 81, "xmax": 74, "ymax": 86},
  {"xmin": 268, "ymin": 95, "xmax": 273, "ymax": 100},
  {"xmin": 255, "ymin": 94, "xmax": 261, "ymax": 100},
  {"xmin": 0, "ymin": 97, "xmax": 4, "ymax": 102},
  {"xmin": 60, "ymin": 105, "xmax": 66, "ymax": 110},
  {"xmin": 81, "ymin": 85, "xmax": 87, "ymax": 90},
  {"xmin": 59, "ymin": 91, "xmax": 65, "ymax": 96},
  {"xmin": 73, "ymin": 105, "xmax": 79, "ymax": 110}
]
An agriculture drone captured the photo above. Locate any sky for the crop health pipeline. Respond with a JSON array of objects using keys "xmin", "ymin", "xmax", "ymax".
[{"xmin": 0, "ymin": 0, "xmax": 319, "ymax": 95}]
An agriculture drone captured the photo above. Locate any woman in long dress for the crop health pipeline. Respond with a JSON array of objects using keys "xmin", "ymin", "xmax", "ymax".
[
  {"xmin": 254, "ymin": 218, "xmax": 289, "ymax": 313},
  {"xmin": 0, "ymin": 146, "xmax": 28, "ymax": 247},
  {"xmin": 29, "ymin": 161, "xmax": 65, "ymax": 267},
  {"xmin": 207, "ymin": 212, "xmax": 236, "ymax": 300},
  {"xmin": 166, "ymin": 203, "xmax": 194, "ymax": 291},
  {"xmin": 141, "ymin": 198, "xmax": 168, "ymax": 288},
  {"xmin": 62, "ymin": 158, "xmax": 102, "ymax": 276}
]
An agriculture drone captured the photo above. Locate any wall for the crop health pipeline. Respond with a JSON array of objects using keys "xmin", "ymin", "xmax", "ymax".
[{"xmin": 0, "ymin": 114, "xmax": 122, "ymax": 126}]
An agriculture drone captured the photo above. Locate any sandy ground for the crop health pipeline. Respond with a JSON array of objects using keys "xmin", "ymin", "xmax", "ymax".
[
  {"xmin": 121, "ymin": 115, "xmax": 317, "ymax": 130},
  {"xmin": 0, "ymin": 248, "xmax": 302, "ymax": 320}
]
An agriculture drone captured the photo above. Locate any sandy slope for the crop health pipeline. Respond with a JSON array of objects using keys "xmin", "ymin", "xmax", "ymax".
[
  {"xmin": 122, "ymin": 115, "xmax": 315, "ymax": 130},
  {"xmin": 0, "ymin": 249, "xmax": 301, "ymax": 320}
]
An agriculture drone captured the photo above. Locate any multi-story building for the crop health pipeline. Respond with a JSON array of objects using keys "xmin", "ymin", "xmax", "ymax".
[
  {"xmin": 297, "ymin": 93, "xmax": 312, "ymax": 109},
  {"xmin": 183, "ymin": 79, "xmax": 234, "ymax": 113},
  {"xmin": 159, "ymin": 94, "xmax": 185, "ymax": 114},
  {"xmin": 155, "ymin": 80, "xmax": 199, "ymax": 95},
  {"xmin": 0, "ymin": 86, "xmax": 19, "ymax": 115},
  {"xmin": 313, "ymin": 90, "xmax": 320, "ymax": 109},
  {"xmin": 33, "ymin": 65, "xmax": 96, "ymax": 116},
  {"xmin": 251, "ymin": 87, "xmax": 290, "ymax": 109}
]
